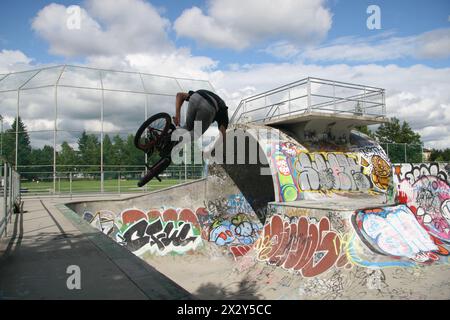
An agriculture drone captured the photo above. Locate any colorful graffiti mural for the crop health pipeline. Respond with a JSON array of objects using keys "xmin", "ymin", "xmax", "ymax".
[
  {"xmin": 395, "ymin": 163, "xmax": 450, "ymax": 243},
  {"xmin": 82, "ymin": 210, "xmax": 116, "ymax": 235},
  {"xmin": 209, "ymin": 213, "xmax": 260, "ymax": 246},
  {"xmin": 349, "ymin": 163, "xmax": 450, "ymax": 268},
  {"xmin": 295, "ymin": 152, "xmax": 372, "ymax": 192},
  {"xmin": 115, "ymin": 208, "xmax": 203, "ymax": 256},
  {"xmin": 267, "ymin": 138, "xmax": 391, "ymax": 202},
  {"xmin": 370, "ymin": 155, "xmax": 391, "ymax": 190},
  {"xmin": 255, "ymin": 215, "xmax": 349, "ymax": 277},
  {"xmin": 79, "ymin": 194, "xmax": 262, "ymax": 259},
  {"xmin": 77, "ymin": 162, "xmax": 450, "ymax": 280},
  {"xmin": 396, "ymin": 163, "xmax": 448, "ymax": 183},
  {"xmin": 353, "ymin": 205, "xmax": 440, "ymax": 262}
]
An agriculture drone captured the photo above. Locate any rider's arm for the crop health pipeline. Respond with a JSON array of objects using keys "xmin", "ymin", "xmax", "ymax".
[{"xmin": 174, "ymin": 92, "xmax": 189, "ymax": 126}]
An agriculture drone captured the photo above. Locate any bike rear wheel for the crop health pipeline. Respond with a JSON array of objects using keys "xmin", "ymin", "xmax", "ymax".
[{"xmin": 134, "ymin": 112, "xmax": 172, "ymax": 153}]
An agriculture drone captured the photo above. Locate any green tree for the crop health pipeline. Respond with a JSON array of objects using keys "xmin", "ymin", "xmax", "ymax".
[
  {"xmin": 103, "ymin": 134, "xmax": 113, "ymax": 167},
  {"xmin": 124, "ymin": 134, "xmax": 144, "ymax": 169},
  {"xmin": 375, "ymin": 117, "xmax": 423, "ymax": 163},
  {"xmin": 57, "ymin": 141, "xmax": 78, "ymax": 171},
  {"xmin": 2, "ymin": 117, "xmax": 31, "ymax": 168},
  {"xmin": 430, "ymin": 148, "xmax": 450, "ymax": 162},
  {"xmin": 28, "ymin": 145, "xmax": 54, "ymax": 179},
  {"xmin": 78, "ymin": 131, "xmax": 100, "ymax": 171},
  {"xmin": 375, "ymin": 117, "xmax": 422, "ymax": 144},
  {"xmin": 112, "ymin": 135, "xmax": 126, "ymax": 167}
]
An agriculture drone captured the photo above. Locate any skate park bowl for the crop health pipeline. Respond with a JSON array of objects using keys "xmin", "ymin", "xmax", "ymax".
[{"xmin": 62, "ymin": 78, "xmax": 450, "ymax": 299}]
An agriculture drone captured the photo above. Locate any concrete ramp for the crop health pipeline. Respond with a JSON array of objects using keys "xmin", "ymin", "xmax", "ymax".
[{"xmin": 63, "ymin": 124, "xmax": 450, "ymax": 300}]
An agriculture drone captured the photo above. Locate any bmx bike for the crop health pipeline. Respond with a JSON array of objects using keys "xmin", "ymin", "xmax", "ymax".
[{"xmin": 134, "ymin": 112, "xmax": 178, "ymax": 187}]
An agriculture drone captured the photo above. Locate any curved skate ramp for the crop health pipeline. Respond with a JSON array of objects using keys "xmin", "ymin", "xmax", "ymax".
[{"xmin": 64, "ymin": 124, "xmax": 450, "ymax": 299}]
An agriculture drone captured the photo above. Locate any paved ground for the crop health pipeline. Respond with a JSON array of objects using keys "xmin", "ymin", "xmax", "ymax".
[{"xmin": 0, "ymin": 197, "xmax": 191, "ymax": 300}]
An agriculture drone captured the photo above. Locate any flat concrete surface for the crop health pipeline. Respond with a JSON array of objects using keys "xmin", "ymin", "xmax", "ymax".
[
  {"xmin": 269, "ymin": 193, "xmax": 390, "ymax": 211},
  {"xmin": 0, "ymin": 197, "xmax": 191, "ymax": 300},
  {"xmin": 263, "ymin": 110, "xmax": 389, "ymax": 126}
]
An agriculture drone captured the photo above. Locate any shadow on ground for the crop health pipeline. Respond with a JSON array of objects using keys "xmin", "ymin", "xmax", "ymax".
[{"xmin": 193, "ymin": 279, "xmax": 262, "ymax": 300}]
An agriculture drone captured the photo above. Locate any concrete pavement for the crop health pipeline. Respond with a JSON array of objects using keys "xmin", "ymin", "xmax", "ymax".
[{"xmin": 0, "ymin": 197, "xmax": 191, "ymax": 300}]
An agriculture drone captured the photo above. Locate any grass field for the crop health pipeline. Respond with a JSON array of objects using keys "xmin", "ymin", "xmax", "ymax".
[{"xmin": 21, "ymin": 178, "xmax": 196, "ymax": 194}]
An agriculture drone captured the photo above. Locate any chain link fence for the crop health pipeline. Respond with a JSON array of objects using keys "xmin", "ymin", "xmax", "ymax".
[
  {"xmin": 1, "ymin": 157, "xmax": 21, "ymax": 238},
  {"xmin": 378, "ymin": 143, "xmax": 424, "ymax": 163},
  {"xmin": 18, "ymin": 164, "xmax": 204, "ymax": 196}
]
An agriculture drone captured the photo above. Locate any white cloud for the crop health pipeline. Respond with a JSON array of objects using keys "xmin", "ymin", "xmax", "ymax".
[
  {"xmin": 416, "ymin": 28, "xmax": 450, "ymax": 59},
  {"xmin": 3, "ymin": 0, "xmax": 449, "ymax": 151},
  {"xmin": 31, "ymin": 0, "xmax": 172, "ymax": 57},
  {"xmin": 174, "ymin": 0, "xmax": 332, "ymax": 50},
  {"xmin": 211, "ymin": 62, "xmax": 450, "ymax": 149},
  {"xmin": 0, "ymin": 50, "xmax": 33, "ymax": 72},
  {"xmin": 86, "ymin": 49, "xmax": 218, "ymax": 79},
  {"xmin": 295, "ymin": 28, "xmax": 450, "ymax": 62},
  {"xmin": 262, "ymin": 41, "xmax": 301, "ymax": 59}
]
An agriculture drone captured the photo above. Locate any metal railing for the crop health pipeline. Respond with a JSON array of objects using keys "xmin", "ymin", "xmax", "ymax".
[
  {"xmin": 230, "ymin": 77, "xmax": 386, "ymax": 124},
  {"xmin": 18, "ymin": 165, "xmax": 205, "ymax": 196},
  {"xmin": 1, "ymin": 158, "xmax": 21, "ymax": 238}
]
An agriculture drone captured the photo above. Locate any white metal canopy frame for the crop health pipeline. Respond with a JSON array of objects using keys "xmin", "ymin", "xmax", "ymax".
[{"xmin": 0, "ymin": 65, "xmax": 215, "ymax": 193}]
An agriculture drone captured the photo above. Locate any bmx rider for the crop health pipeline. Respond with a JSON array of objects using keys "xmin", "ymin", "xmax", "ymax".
[{"xmin": 172, "ymin": 89, "xmax": 229, "ymax": 141}]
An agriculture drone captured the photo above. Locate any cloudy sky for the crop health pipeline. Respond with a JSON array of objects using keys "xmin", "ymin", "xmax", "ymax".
[{"xmin": 0, "ymin": 0, "xmax": 449, "ymax": 149}]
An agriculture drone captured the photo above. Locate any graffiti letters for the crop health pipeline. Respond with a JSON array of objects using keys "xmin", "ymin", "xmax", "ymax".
[
  {"xmin": 396, "ymin": 163, "xmax": 448, "ymax": 183},
  {"xmin": 209, "ymin": 213, "xmax": 260, "ymax": 246},
  {"xmin": 294, "ymin": 152, "xmax": 371, "ymax": 192},
  {"xmin": 256, "ymin": 215, "xmax": 345, "ymax": 277},
  {"xmin": 117, "ymin": 217, "xmax": 200, "ymax": 255},
  {"xmin": 404, "ymin": 176, "xmax": 450, "ymax": 242},
  {"xmin": 82, "ymin": 210, "xmax": 116, "ymax": 235},
  {"xmin": 116, "ymin": 208, "xmax": 202, "ymax": 256},
  {"xmin": 353, "ymin": 205, "xmax": 439, "ymax": 262}
]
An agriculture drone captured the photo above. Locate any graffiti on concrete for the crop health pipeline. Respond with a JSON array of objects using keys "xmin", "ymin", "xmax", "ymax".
[
  {"xmin": 204, "ymin": 193, "xmax": 253, "ymax": 216},
  {"xmin": 80, "ymin": 194, "xmax": 261, "ymax": 258},
  {"xmin": 394, "ymin": 163, "xmax": 450, "ymax": 243},
  {"xmin": 294, "ymin": 152, "xmax": 372, "ymax": 192},
  {"xmin": 353, "ymin": 205, "xmax": 440, "ymax": 262},
  {"xmin": 115, "ymin": 208, "xmax": 202, "ymax": 256},
  {"xmin": 255, "ymin": 215, "xmax": 349, "ymax": 277},
  {"xmin": 395, "ymin": 163, "xmax": 448, "ymax": 183},
  {"xmin": 354, "ymin": 143, "xmax": 392, "ymax": 192},
  {"xmin": 400, "ymin": 176, "xmax": 450, "ymax": 242},
  {"xmin": 82, "ymin": 210, "xmax": 116, "ymax": 235},
  {"xmin": 227, "ymin": 194, "xmax": 254, "ymax": 215},
  {"xmin": 269, "ymin": 145, "xmax": 385, "ymax": 201},
  {"xmin": 355, "ymin": 144, "xmax": 387, "ymax": 160},
  {"xmin": 370, "ymin": 155, "xmax": 391, "ymax": 191},
  {"xmin": 209, "ymin": 213, "xmax": 260, "ymax": 246},
  {"xmin": 230, "ymin": 244, "xmax": 253, "ymax": 259}
]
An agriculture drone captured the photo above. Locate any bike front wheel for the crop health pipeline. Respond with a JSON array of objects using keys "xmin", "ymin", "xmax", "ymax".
[{"xmin": 134, "ymin": 112, "xmax": 172, "ymax": 154}]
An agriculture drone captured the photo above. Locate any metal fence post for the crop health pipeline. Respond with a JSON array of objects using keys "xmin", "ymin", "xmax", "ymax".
[
  {"xmin": 307, "ymin": 77, "xmax": 312, "ymax": 113},
  {"xmin": 118, "ymin": 172, "xmax": 121, "ymax": 194},
  {"xmin": 9, "ymin": 165, "xmax": 12, "ymax": 228},
  {"xmin": 333, "ymin": 81, "xmax": 336, "ymax": 112},
  {"xmin": 2, "ymin": 163, "xmax": 7, "ymax": 237},
  {"xmin": 404, "ymin": 143, "xmax": 407, "ymax": 163},
  {"xmin": 288, "ymin": 89, "xmax": 291, "ymax": 115}
]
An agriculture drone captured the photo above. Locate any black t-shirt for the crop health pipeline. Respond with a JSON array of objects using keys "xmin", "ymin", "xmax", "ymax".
[{"xmin": 187, "ymin": 89, "xmax": 229, "ymax": 128}]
